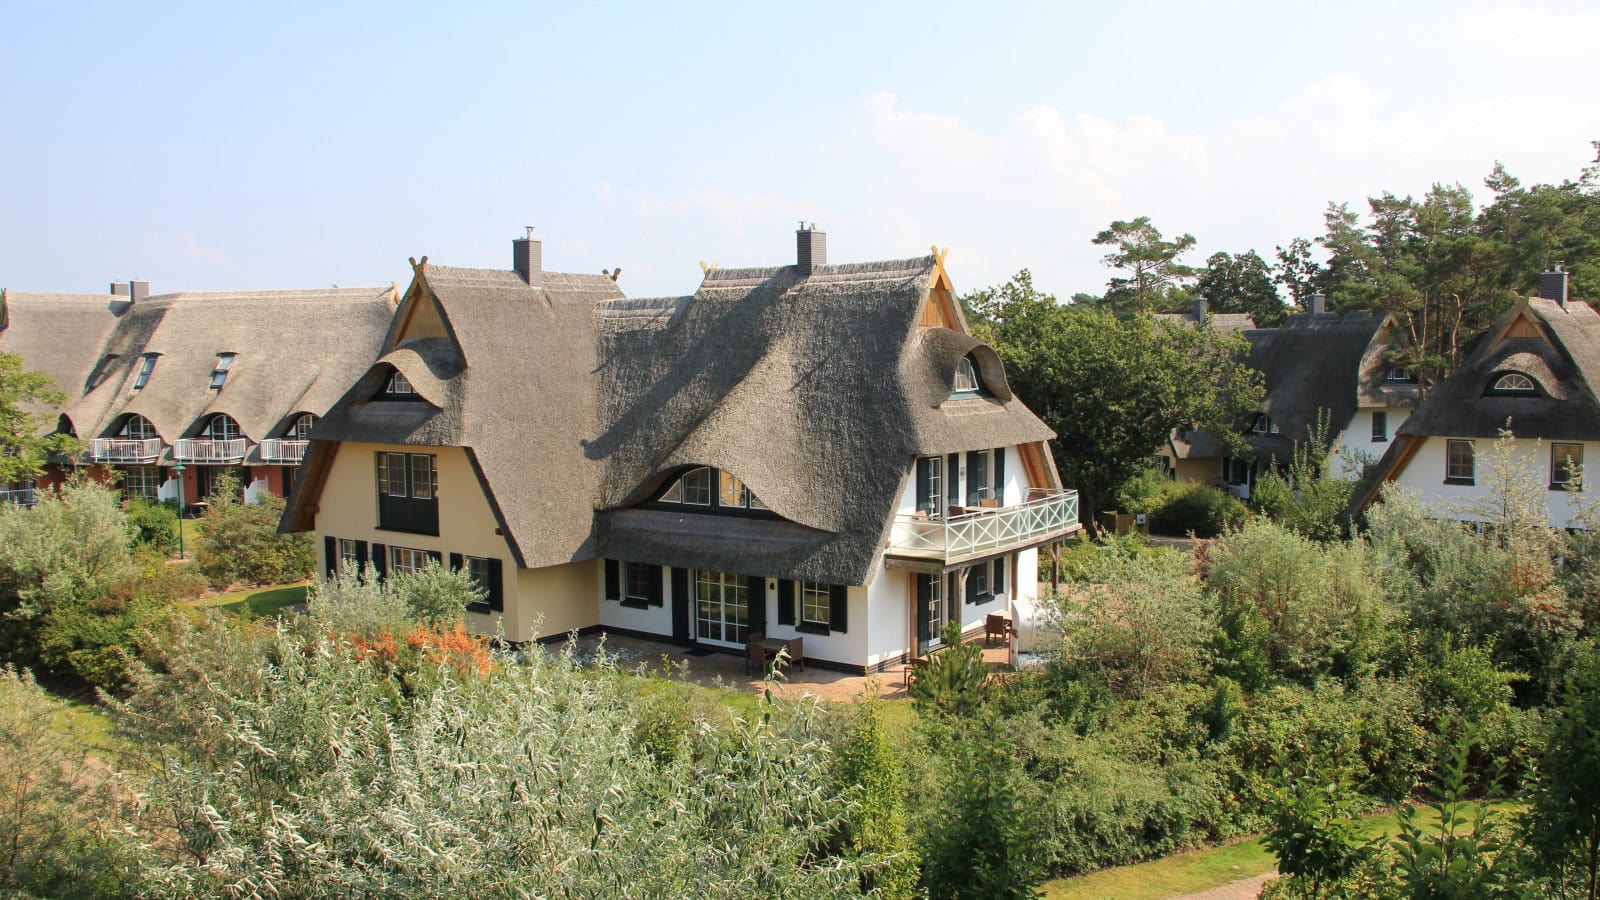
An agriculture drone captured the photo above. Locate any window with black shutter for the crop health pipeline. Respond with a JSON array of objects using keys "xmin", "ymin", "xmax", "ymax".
[
  {"xmin": 323, "ymin": 536, "xmax": 337, "ymax": 579},
  {"xmin": 375, "ymin": 451, "xmax": 439, "ymax": 535},
  {"xmin": 370, "ymin": 542, "xmax": 387, "ymax": 581}
]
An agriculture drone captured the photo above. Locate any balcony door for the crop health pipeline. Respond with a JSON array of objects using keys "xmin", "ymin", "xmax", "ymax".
[
  {"xmin": 915, "ymin": 572, "xmax": 953, "ymax": 656},
  {"xmin": 695, "ymin": 570, "xmax": 751, "ymax": 648},
  {"xmin": 914, "ymin": 455, "xmax": 945, "ymax": 518}
]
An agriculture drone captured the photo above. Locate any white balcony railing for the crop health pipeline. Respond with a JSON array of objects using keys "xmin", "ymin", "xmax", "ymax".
[
  {"xmin": 90, "ymin": 437, "xmax": 162, "ymax": 463},
  {"xmin": 259, "ymin": 439, "xmax": 308, "ymax": 464},
  {"xmin": 889, "ymin": 489, "xmax": 1081, "ymax": 563},
  {"xmin": 0, "ymin": 488, "xmax": 36, "ymax": 507},
  {"xmin": 173, "ymin": 438, "xmax": 247, "ymax": 463}
]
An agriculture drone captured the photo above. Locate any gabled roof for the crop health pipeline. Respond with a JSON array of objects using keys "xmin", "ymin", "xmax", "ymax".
[
  {"xmin": 67, "ymin": 287, "xmax": 398, "ymax": 455},
  {"xmin": 1349, "ymin": 296, "xmax": 1600, "ymax": 515},
  {"xmin": 1391, "ymin": 296, "xmax": 1600, "ymax": 442},
  {"xmin": 0, "ymin": 290, "xmax": 130, "ymax": 425},
  {"xmin": 1156, "ymin": 311, "xmax": 1257, "ymax": 333},
  {"xmin": 1240, "ymin": 310, "xmax": 1394, "ymax": 457},
  {"xmin": 289, "ymin": 251, "xmax": 1056, "ymax": 584}
]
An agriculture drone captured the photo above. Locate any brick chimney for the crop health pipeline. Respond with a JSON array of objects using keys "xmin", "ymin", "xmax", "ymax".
[
  {"xmin": 513, "ymin": 226, "xmax": 542, "ymax": 286},
  {"xmin": 130, "ymin": 280, "xmax": 149, "ymax": 303},
  {"xmin": 796, "ymin": 223, "xmax": 826, "ymax": 275},
  {"xmin": 1308, "ymin": 292, "xmax": 1327, "ymax": 315},
  {"xmin": 110, "ymin": 282, "xmax": 130, "ymax": 297},
  {"xmin": 1540, "ymin": 264, "xmax": 1569, "ymax": 309}
]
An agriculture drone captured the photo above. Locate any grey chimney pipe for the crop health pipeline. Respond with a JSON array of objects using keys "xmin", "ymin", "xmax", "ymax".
[
  {"xmin": 110, "ymin": 282, "xmax": 130, "ymax": 297},
  {"xmin": 796, "ymin": 223, "xmax": 826, "ymax": 274},
  {"xmin": 1308, "ymin": 292, "xmax": 1327, "ymax": 315},
  {"xmin": 1539, "ymin": 264, "xmax": 1569, "ymax": 309},
  {"xmin": 129, "ymin": 280, "xmax": 149, "ymax": 303},
  {"xmin": 513, "ymin": 226, "xmax": 543, "ymax": 286},
  {"xmin": 1193, "ymin": 297, "xmax": 1208, "ymax": 320}
]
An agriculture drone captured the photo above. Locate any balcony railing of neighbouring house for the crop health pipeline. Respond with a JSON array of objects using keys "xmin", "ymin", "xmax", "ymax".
[
  {"xmin": 173, "ymin": 438, "xmax": 247, "ymax": 463},
  {"xmin": 0, "ymin": 488, "xmax": 36, "ymax": 507},
  {"xmin": 90, "ymin": 438, "xmax": 163, "ymax": 463},
  {"xmin": 259, "ymin": 439, "xmax": 308, "ymax": 464},
  {"xmin": 889, "ymin": 489, "xmax": 1080, "ymax": 563}
]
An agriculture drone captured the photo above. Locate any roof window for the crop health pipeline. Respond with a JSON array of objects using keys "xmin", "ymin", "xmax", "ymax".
[
  {"xmin": 134, "ymin": 354, "xmax": 157, "ymax": 390},
  {"xmin": 210, "ymin": 353, "xmax": 236, "ymax": 389},
  {"xmin": 1489, "ymin": 372, "xmax": 1536, "ymax": 395}
]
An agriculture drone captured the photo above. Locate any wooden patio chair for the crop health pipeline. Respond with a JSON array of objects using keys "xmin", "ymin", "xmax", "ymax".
[
  {"xmin": 785, "ymin": 636, "xmax": 804, "ymax": 673},
  {"xmin": 985, "ymin": 613, "xmax": 1011, "ymax": 646},
  {"xmin": 905, "ymin": 655, "xmax": 930, "ymax": 688},
  {"xmin": 744, "ymin": 631, "xmax": 771, "ymax": 676}
]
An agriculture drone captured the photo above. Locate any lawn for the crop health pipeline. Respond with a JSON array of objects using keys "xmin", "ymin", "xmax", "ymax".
[
  {"xmin": 190, "ymin": 582, "xmax": 309, "ymax": 618},
  {"xmin": 1042, "ymin": 801, "xmax": 1519, "ymax": 900}
]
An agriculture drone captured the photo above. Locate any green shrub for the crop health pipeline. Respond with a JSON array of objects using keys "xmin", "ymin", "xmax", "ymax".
[
  {"xmin": 309, "ymin": 563, "xmax": 481, "ymax": 638},
  {"xmin": 834, "ymin": 699, "xmax": 920, "ymax": 899},
  {"xmin": 909, "ymin": 623, "xmax": 992, "ymax": 717},
  {"xmin": 1118, "ymin": 467, "xmax": 1177, "ymax": 515},
  {"xmin": 1151, "ymin": 483, "xmax": 1248, "ymax": 538},
  {"xmin": 193, "ymin": 471, "xmax": 313, "ymax": 588},
  {"xmin": 124, "ymin": 498, "xmax": 179, "ymax": 553},
  {"xmin": 915, "ymin": 716, "xmax": 1043, "ymax": 898}
]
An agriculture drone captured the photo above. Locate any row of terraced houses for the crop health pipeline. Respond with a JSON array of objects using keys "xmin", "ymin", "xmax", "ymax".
[{"xmin": 1, "ymin": 228, "xmax": 1081, "ymax": 671}]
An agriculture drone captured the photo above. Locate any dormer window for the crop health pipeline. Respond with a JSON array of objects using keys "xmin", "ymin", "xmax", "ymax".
[
  {"xmin": 201, "ymin": 414, "xmax": 241, "ymax": 442},
  {"xmin": 654, "ymin": 466, "xmax": 771, "ymax": 515},
  {"xmin": 1489, "ymin": 372, "xmax": 1536, "ymax": 394},
  {"xmin": 947, "ymin": 353, "xmax": 985, "ymax": 395},
  {"xmin": 1251, "ymin": 415, "xmax": 1280, "ymax": 435},
  {"xmin": 1385, "ymin": 365, "xmax": 1415, "ymax": 383},
  {"xmin": 384, "ymin": 370, "xmax": 416, "ymax": 397},
  {"xmin": 287, "ymin": 413, "xmax": 317, "ymax": 440},
  {"xmin": 120, "ymin": 414, "xmax": 157, "ymax": 440},
  {"xmin": 210, "ymin": 353, "xmax": 236, "ymax": 389},
  {"xmin": 133, "ymin": 354, "xmax": 157, "ymax": 390}
]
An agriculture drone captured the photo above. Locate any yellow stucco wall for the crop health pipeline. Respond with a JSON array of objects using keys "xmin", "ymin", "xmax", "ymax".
[{"xmin": 312, "ymin": 442, "xmax": 598, "ymax": 642}]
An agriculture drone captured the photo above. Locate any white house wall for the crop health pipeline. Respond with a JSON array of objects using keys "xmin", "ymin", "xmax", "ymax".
[
  {"xmin": 1332, "ymin": 408, "xmax": 1412, "ymax": 479},
  {"xmin": 598, "ymin": 564, "xmax": 673, "ymax": 635},
  {"xmin": 866, "ymin": 562, "xmax": 912, "ymax": 669},
  {"xmin": 1390, "ymin": 435, "xmax": 1595, "ymax": 529}
]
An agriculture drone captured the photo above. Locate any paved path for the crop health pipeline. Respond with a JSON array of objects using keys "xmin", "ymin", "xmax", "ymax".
[{"xmin": 1174, "ymin": 872, "xmax": 1275, "ymax": 900}]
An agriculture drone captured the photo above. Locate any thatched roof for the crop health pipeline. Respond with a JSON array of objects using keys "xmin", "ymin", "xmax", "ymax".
[
  {"xmin": 1156, "ymin": 311, "xmax": 1257, "ymax": 333},
  {"xmin": 0, "ymin": 290, "xmax": 130, "ymax": 425},
  {"xmin": 1392, "ymin": 297, "xmax": 1600, "ymax": 442},
  {"xmin": 591, "ymin": 257, "xmax": 1053, "ymax": 583},
  {"xmin": 63, "ymin": 287, "xmax": 398, "ymax": 460},
  {"xmin": 290, "ymin": 253, "xmax": 1055, "ymax": 584}
]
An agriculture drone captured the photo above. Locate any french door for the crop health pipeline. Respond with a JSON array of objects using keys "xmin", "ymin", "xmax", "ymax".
[
  {"xmin": 915, "ymin": 572, "xmax": 950, "ymax": 656},
  {"xmin": 695, "ymin": 570, "xmax": 750, "ymax": 647}
]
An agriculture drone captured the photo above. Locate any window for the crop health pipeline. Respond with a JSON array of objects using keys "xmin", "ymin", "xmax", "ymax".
[
  {"xmin": 1371, "ymin": 411, "xmax": 1388, "ymax": 442},
  {"xmin": 680, "ymin": 467, "xmax": 712, "ymax": 505},
  {"xmin": 375, "ymin": 452, "xmax": 439, "ymax": 535},
  {"xmin": 952, "ymin": 356, "xmax": 980, "ymax": 394},
  {"xmin": 210, "ymin": 353, "xmax": 236, "ymax": 389},
  {"xmin": 719, "ymin": 471, "xmax": 749, "ymax": 508},
  {"xmin": 202, "ymin": 414, "xmax": 240, "ymax": 442},
  {"xmin": 120, "ymin": 415, "xmax": 157, "ymax": 440},
  {"xmin": 389, "ymin": 546, "xmax": 430, "ymax": 577},
  {"xmin": 338, "ymin": 539, "xmax": 362, "ymax": 573},
  {"xmin": 969, "ymin": 450, "xmax": 992, "ymax": 501},
  {"xmin": 655, "ymin": 466, "xmax": 771, "ymax": 514},
  {"xmin": 800, "ymin": 581, "xmax": 830, "ymax": 627},
  {"xmin": 123, "ymin": 466, "xmax": 162, "ymax": 502},
  {"xmin": 133, "ymin": 354, "xmax": 157, "ymax": 390},
  {"xmin": 1252, "ymin": 415, "xmax": 1279, "ymax": 435},
  {"xmin": 625, "ymin": 562, "xmax": 654, "ymax": 604},
  {"xmin": 916, "ymin": 455, "xmax": 944, "ymax": 517},
  {"xmin": 384, "ymin": 370, "xmax": 416, "ymax": 397},
  {"xmin": 1385, "ymin": 365, "xmax": 1415, "ymax": 383},
  {"xmin": 1445, "ymin": 439, "xmax": 1475, "ymax": 485},
  {"xmin": 1490, "ymin": 372, "xmax": 1536, "ymax": 394},
  {"xmin": 1552, "ymin": 443, "xmax": 1584, "ymax": 490},
  {"xmin": 970, "ymin": 563, "xmax": 988, "ymax": 597},
  {"xmin": 288, "ymin": 414, "xmax": 317, "ymax": 440}
]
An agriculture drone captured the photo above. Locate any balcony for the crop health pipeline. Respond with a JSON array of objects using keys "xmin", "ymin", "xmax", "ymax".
[
  {"xmin": 259, "ymin": 438, "xmax": 308, "ymax": 464},
  {"xmin": 0, "ymin": 488, "xmax": 36, "ymax": 507},
  {"xmin": 174, "ymin": 438, "xmax": 247, "ymax": 463},
  {"xmin": 889, "ymin": 489, "xmax": 1081, "ymax": 565},
  {"xmin": 90, "ymin": 437, "xmax": 162, "ymax": 463}
]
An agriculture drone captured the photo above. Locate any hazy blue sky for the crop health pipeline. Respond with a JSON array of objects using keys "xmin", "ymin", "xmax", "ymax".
[{"xmin": 4, "ymin": 1, "xmax": 1597, "ymax": 300}]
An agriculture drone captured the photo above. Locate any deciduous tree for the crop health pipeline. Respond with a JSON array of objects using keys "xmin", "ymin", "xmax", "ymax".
[{"xmin": 0, "ymin": 351, "xmax": 79, "ymax": 485}]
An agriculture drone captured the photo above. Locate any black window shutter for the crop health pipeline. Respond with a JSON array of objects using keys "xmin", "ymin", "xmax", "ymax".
[
  {"xmin": 647, "ymin": 565, "xmax": 664, "ymax": 606},
  {"xmin": 355, "ymin": 541, "xmax": 369, "ymax": 576},
  {"xmin": 486, "ymin": 558, "xmax": 504, "ymax": 611},
  {"xmin": 371, "ymin": 543, "xmax": 387, "ymax": 581},
  {"xmin": 994, "ymin": 557, "xmax": 1006, "ymax": 595},
  {"xmin": 323, "ymin": 535, "xmax": 337, "ymax": 578},
  {"xmin": 777, "ymin": 579, "xmax": 795, "ymax": 625},
  {"xmin": 994, "ymin": 447, "xmax": 1006, "ymax": 502},
  {"xmin": 448, "ymin": 552, "xmax": 463, "ymax": 571},
  {"xmin": 915, "ymin": 456, "xmax": 931, "ymax": 513},
  {"xmin": 830, "ymin": 584, "xmax": 848, "ymax": 633},
  {"xmin": 746, "ymin": 576, "xmax": 766, "ymax": 634},
  {"xmin": 428, "ymin": 550, "xmax": 443, "ymax": 567},
  {"xmin": 966, "ymin": 451, "xmax": 981, "ymax": 506},
  {"xmin": 671, "ymin": 567, "xmax": 690, "ymax": 644},
  {"xmin": 946, "ymin": 453, "xmax": 960, "ymax": 507},
  {"xmin": 966, "ymin": 568, "xmax": 979, "ymax": 604},
  {"xmin": 604, "ymin": 559, "xmax": 620, "ymax": 601}
]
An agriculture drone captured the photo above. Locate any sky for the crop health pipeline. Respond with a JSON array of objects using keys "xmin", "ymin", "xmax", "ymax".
[{"xmin": 3, "ymin": 1, "xmax": 1598, "ymax": 301}]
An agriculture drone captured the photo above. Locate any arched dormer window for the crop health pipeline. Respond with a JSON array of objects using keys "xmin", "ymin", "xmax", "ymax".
[
  {"xmin": 200, "ymin": 413, "xmax": 241, "ymax": 442},
  {"xmin": 1489, "ymin": 372, "xmax": 1537, "ymax": 395},
  {"xmin": 951, "ymin": 354, "xmax": 987, "ymax": 397},
  {"xmin": 118, "ymin": 414, "xmax": 158, "ymax": 440},
  {"xmin": 1251, "ymin": 414, "xmax": 1280, "ymax": 435},
  {"xmin": 286, "ymin": 413, "xmax": 317, "ymax": 440},
  {"xmin": 377, "ymin": 368, "xmax": 420, "ymax": 400},
  {"xmin": 653, "ymin": 466, "xmax": 771, "ymax": 514}
]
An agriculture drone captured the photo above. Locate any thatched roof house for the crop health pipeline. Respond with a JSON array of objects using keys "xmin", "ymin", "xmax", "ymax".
[{"xmin": 0, "ymin": 290, "xmax": 129, "ymax": 421}]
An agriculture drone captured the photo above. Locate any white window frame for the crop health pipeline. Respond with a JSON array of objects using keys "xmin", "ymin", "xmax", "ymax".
[
  {"xmin": 123, "ymin": 466, "xmax": 162, "ymax": 502},
  {"xmin": 121, "ymin": 415, "xmax": 157, "ymax": 440},
  {"xmin": 203, "ymin": 414, "xmax": 241, "ymax": 441},
  {"xmin": 970, "ymin": 449, "xmax": 994, "ymax": 501},
  {"xmin": 289, "ymin": 413, "xmax": 317, "ymax": 440},
  {"xmin": 389, "ymin": 546, "xmax": 429, "ymax": 577},
  {"xmin": 953, "ymin": 357, "xmax": 979, "ymax": 393},
  {"xmin": 680, "ymin": 467, "xmax": 712, "ymax": 506},
  {"xmin": 1492, "ymin": 372, "xmax": 1536, "ymax": 393},
  {"xmin": 800, "ymin": 581, "xmax": 830, "ymax": 627},
  {"xmin": 624, "ymin": 562, "xmax": 654, "ymax": 603},
  {"xmin": 338, "ymin": 538, "xmax": 362, "ymax": 573},
  {"xmin": 134, "ymin": 354, "xmax": 158, "ymax": 390},
  {"xmin": 1552, "ymin": 443, "xmax": 1584, "ymax": 490},
  {"xmin": 918, "ymin": 455, "xmax": 943, "ymax": 516},
  {"xmin": 386, "ymin": 371, "xmax": 416, "ymax": 395},
  {"xmin": 1446, "ymin": 439, "xmax": 1475, "ymax": 483},
  {"xmin": 210, "ymin": 353, "xmax": 236, "ymax": 389}
]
